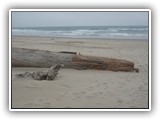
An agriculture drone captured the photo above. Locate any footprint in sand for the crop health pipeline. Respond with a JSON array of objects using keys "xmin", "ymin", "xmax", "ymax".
[
  {"xmin": 39, "ymin": 99, "xmax": 43, "ymax": 102},
  {"xmin": 86, "ymin": 95, "xmax": 94, "ymax": 99},
  {"xmin": 103, "ymin": 87, "xmax": 107, "ymax": 90},
  {"xmin": 102, "ymin": 97, "xmax": 105, "ymax": 99},
  {"xmin": 99, "ymin": 92, "xmax": 103, "ymax": 95},
  {"xmin": 116, "ymin": 98, "xmax": 123, "ymax": 104},
  {"xmin": 88, "ymin": 86, "xmax": 93, "ymax": 90},
  {"xmin": 93, "ymin": 93, "xmax": 98, "ymax": 95},
  {"xmin": 103, "ymin": 82, "xmax": 108, "ymax": 85},
  {"xmin": 96, "ymin": 84, "xmax": 101, "ymax": 87},
  {"xmin": 81, "ymin": 91, "xmax": 86, "ymax": 94}
]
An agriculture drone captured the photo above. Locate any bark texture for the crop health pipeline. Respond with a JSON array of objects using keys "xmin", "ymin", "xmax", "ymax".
[
  {"xmin": 12, "ymin": 47, "xmax": 138, "ymax": 72},
  {"xmin": 72, "ymin": 55, "xmax": 135, "ymax": 72}
]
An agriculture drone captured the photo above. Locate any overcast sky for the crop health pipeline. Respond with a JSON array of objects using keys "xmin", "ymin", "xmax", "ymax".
[{"xmin": 12, "ymin": 11, "xmax": 148, "ymax": 27}]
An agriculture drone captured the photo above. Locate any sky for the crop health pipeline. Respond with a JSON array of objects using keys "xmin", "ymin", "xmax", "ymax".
[{"xmin": 12, "ymin": 11, "xmax": 148, "ymax": 27}]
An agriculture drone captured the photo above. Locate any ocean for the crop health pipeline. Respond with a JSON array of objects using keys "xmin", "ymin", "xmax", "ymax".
[{"xmin": 12, "ymin": 26, "xmax": 148, "ymax": 39}]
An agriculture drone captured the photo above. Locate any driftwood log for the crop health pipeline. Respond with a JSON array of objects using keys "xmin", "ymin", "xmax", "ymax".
[
  {"xmin": 15, "ymin": 64, "xmax": 63, "ymax": 80},
  {"xmin": 12, "ymin": 47, "xmax": 138, "ymax": 72}
]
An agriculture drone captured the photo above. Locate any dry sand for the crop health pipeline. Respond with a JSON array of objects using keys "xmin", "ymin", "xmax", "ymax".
[{"xmin": 11, "ymin": 36, "xmax": 149, "ymax": 109}]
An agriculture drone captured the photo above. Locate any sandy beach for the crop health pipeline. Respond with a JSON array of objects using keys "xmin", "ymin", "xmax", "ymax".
[{"xmin": 11, "ymin": 36, "xmax": 149, "ymax": 108}]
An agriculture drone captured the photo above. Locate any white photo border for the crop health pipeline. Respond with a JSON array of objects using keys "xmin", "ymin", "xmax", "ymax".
[{"xmin": 9, "ymin": 9, "xmax": 151, "ymax": 111}]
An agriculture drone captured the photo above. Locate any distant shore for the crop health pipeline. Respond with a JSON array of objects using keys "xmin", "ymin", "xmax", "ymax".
[{"xmin": 11, "ymin": 35, "xmax": 149, "ymax": 108}]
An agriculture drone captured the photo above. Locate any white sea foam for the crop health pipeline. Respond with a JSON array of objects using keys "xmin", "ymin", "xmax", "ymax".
[{"xmin": 12, "ymin": 26, "xmax": 148, "ymax": 39}]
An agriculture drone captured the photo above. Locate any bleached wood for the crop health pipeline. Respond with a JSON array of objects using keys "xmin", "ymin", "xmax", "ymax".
[{"xmin": 12, "ymin": 47, "xmax": 138, "ymax": 72}]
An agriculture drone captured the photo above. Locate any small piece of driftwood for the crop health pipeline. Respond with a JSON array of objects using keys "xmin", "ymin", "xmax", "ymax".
[{"xmin": 15, "ymin": 64, "xmax": 63, "ymax": 80}]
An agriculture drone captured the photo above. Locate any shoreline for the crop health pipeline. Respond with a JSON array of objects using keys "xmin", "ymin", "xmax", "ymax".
[{"xmin": 12, "ymin": 35, "xmax": 148, "ymax": 41}]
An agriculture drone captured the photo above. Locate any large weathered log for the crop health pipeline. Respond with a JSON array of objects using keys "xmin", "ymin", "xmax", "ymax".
[{"xmin": 12, "ymin": 47, "xmax": 138, "ymax": 72}]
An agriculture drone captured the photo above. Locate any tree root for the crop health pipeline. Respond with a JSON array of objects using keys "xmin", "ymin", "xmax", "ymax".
[{"xmin": 15, "ymin": 64, "xmax": 63, "ymax": 80}]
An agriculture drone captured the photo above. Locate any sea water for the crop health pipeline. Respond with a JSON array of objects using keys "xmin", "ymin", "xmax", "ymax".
[{"xmin": 12, "ymin": 26, "xmax": 148, "ymax": 39}]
